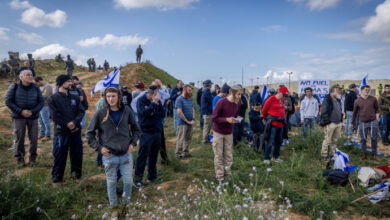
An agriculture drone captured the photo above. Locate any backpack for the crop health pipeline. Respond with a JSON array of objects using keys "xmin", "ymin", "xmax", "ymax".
[{"xmin": 322, "ymin": 169, "xmax": 349, "ymax": 186}]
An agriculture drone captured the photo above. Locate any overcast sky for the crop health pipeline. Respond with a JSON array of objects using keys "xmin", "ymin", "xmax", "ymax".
[{"xmin": 1, "ymin": 0, "xmax": 389, "ymax": 86}]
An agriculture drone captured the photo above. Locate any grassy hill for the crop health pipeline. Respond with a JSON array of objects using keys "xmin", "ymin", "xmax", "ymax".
[{"xmin": 0, "ymin": 60, "xmax": 390, "ymax": 219}]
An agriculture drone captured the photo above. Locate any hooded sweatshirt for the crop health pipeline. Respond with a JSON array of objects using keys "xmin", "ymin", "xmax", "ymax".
[
  {"xmin": 86, "ymin": 102, "xmax": 141, "ymax": 156},
  {"xmin": 378, "ymin": 92, "xmax": 390, "ymax": 116},
  {"xmin": 300, "ymin": 96, "xmax": 319, "ymax": 119}
]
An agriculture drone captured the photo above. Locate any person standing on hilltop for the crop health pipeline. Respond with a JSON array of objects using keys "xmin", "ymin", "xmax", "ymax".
[
  {"xmin": 136, "ymin": 45, "xmax": 143, "ymax": 63},
  {"xmin": 5, "ymin": 68, "xmax": 44, "ymax": 168},
  {"xmin": 48, "ymin": 75, "xmax": 85, "ymax": 183},
  {"xmin": 86, "ymin": 86, "xmax": 141, "ymax": 207},
  {"xmin": 65, "ymin": 55, "xmax": 74, "ymax": 76}
]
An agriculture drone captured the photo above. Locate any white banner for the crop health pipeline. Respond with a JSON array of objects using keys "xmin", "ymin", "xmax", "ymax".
[{"xmin": 298, "ymin": 80, "xmax": 330, "ymax": 102}]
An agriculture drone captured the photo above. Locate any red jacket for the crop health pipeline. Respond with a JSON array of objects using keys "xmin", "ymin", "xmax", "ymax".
[{"xmin": 262, "ymin": 95, "xmax": 285, "ymax": 128}]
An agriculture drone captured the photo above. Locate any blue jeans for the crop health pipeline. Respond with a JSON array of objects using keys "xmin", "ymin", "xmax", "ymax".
[
  {"xmin": 51, "ymin": 131, "xmax": 83, "ymax": 181},
  {"xmin": 103, "ymin": 153, "xmax": 133, "ymax": 207},
  {"xmin": 380, "ymin": 115, "xmax": 390, "ymax": 142},
  {"xmin": 134, "ymin": 132, "xmax": 161, "ymax": 181},
  {"xmin": 344, "ymin": 111, "xmax": 353, "ymax": 137},
  {"xmin": 264, "ymin": 126, "xmax": 283, "ymax": 160},
  {"xmin": 302, "ymin": 118, "xmax": 315, "ymax": 138},
  {"xmin": 38, "ymin": 106, "xmax": 51, "ymax": 137}
]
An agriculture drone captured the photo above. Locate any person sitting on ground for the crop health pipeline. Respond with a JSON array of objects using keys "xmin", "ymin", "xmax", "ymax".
[
  {"xmin": 212, "ymin": 85, "xmax": 242, "ymax": 183},
  {"xmin": 86, "ymin": 86, "xmax": 141, "ymax": 208},
  {"xmin": 5, "ymin": 68, "xmax": 44, "ymax": 168}
]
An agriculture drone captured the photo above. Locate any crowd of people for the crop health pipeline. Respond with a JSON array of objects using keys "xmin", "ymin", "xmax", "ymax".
[{"xmin": 5, "ymin": 67, "xmax": 390, "ymax": 208}]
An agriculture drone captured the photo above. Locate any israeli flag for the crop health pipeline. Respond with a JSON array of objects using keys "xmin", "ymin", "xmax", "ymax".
[
  {"xmin": 91, "ymin": 67, "xmax": 120, "ymax": 96},
  {"xmin": 261, "ymin": 85, "xmax": 268, "ymax": 105},
  {"xmin": 358, "ymin": 74, "xmax": 368, "ymax": 92}
]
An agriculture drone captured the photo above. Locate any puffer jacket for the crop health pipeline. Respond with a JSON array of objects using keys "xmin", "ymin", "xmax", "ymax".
[{"xmin": 5, "ymin": 82, "xmax": 44, "ymax": 119}]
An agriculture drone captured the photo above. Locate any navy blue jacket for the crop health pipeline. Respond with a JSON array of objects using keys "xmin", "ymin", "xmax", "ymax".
[
  {"xmin": 249, "ymin": 109, "xmax": 264, "ymax": 133},
  {"xmin": 250, "ymin": 90, "xmax": 262, "ymax": 107},
  {"xmin": 196, "ymin": 88, "xmax": 203, "ymax": 106},
  {"xmin": 48, "ymin": 91, "xmax": 85, "ymax": 135},
  {"xmin": 5, "ymin": 82, "xmax": 44, "ymax": 119},
  {"xmin": 136, "ymin": 94, "xmax": 165, "ymax": 133},
  {"xmin": 201, "ymin": 88, "xmax": 213, "ymax": 115},
  {"xmin": 170, "ymin": 86, "xmax": 183, "ymax": 107}
]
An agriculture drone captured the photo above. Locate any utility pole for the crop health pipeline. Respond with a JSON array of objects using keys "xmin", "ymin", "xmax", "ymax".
[{"xmin": 286, "ymin": 71, "xmax": 293, "ymax": 90}]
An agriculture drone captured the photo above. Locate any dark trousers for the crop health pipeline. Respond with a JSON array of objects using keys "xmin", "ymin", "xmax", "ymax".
[
  {"xmin": 282, "ymin": 114, "xmax": 291, "ymax": 139},
  {"xmin": 233, "ymin": 117, "xmax": 245, "ymax": 145},
  {"xmin": 264, "ymin": 126, "xmax": 283, "ymax": 160},
  {"xmin": 160, "ymin": 129, "xmax": 169, "ymax": 162},
  {"xmin": 135, "ymin": 132, "xmax": 161, "ymax": 181},
  {"xmin": 52, "ymin": 131, "xmax": 83, "ymax": 181},
  {"xmin": 199, "ymin": 107, "xmax": 204, "ymax": 129},
  {"xmin": 380, "ymin": 115, "xmax": 390, "ymax": 142},
  {"xmin": 13, "ymin": 118, "xmax": 38, "ymax": 162}
]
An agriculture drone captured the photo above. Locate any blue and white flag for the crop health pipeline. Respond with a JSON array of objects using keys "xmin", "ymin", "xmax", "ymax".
[
  {"xmin": 91, "ymin": 67, "xmax": 120, "ymax": 96},
  {"xmin": 358, "ymin": 74, "xmax": 368, "ymax": 92},
  {"xmin": 333, "ymin": 148, "xmax": 349, "ymax": 171},
  {"xmin": 261, "ymin": 85, "xmax": 268, "ymax": 105}
]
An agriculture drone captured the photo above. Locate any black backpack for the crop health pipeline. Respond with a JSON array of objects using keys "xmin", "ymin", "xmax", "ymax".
[
  {"xmin": 322, "ymin": 169, "xmax": 349, "ymax": 186},
  {"xmin": 251, "ymin": 133, "xmax": 265, "ymax": 153}
]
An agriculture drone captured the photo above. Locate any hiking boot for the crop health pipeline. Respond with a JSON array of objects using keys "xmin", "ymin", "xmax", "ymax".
[
  {"xmin": 41, "ymin": 136, "xmax": 51, "ymax": 141},
  {"xmin": 17, "ymin": 160, "xmax": 25, "ymax": 169},
  {"xmin": 111, "ymin": 209, "xmax": 120, "ymax": 219},
  {"xmin": 52, "ymin": 176, "xmax": 63, "ymax": 183},
  {"xmin": 362, "ymin": 153, "xmax": 367, "ymax": 160},
  {"xmin": 263, "ymin": 160, "xmax": 271, "ymax": 165}
]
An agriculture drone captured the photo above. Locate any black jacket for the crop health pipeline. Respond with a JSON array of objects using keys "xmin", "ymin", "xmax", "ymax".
[
  {"xmin": 319, "ymin": 94, "xmax": 342, "ymax": 126},
  {"xmin": 344, "ymin": 90, "xmax": 357, "ymax": 112},
  {"xmin": 250, "ymin": 90, "xmax": 262, "ymax": 107},
  {"xmin": 69, "ymin": 87, "xmax": 89, "ymax": 110},
  {"xmin": 201, "ymin": 88, "xmax": 213, "ymax": 115},
  {"xmin": 48, "ymin": 91, "xmax": 85, "ymax": 135},
  {"xmin": 136, "ymin": 94, "xmax": 165, "ymax": 133},
  {"xmin": 239, "ymin": 95, "xmax": 248, "ymax": 118},
  {"xmin": 196, "ymin": 88, "xmax": 203, "ymax": 106},
  {"xmin": 249, "ymin": 109, "xmax": 264, "ymax": 133},
  {"xmin": 86, "ymin": 105, "xmax": 141, "ymax": 156},
  {"xmin": 5, "ymin": 82, "xmax": 44, "ymax": 119}
]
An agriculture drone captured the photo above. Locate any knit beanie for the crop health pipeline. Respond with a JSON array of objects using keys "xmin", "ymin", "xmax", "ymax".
[{"xmin": 56, "ymin": 74, "xmax": 71, "ymax": 87}]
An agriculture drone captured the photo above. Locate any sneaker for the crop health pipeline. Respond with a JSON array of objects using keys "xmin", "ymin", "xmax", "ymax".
[
  {"xmin": 41, "ymin": 136, "xmax": 51, "ymax": 141},
  {"xmin": 321, "ymin": 156, "xmax": 329, "ymax": 162},
  {"xmin": 263, "ymin": 160, "xmax": 271, "ymax": 164},
  {"xmin": 272, "ymin": 158, "xmax": 283, "ymax": 163},
  {"xmin": 134, "ymin": 181, "xmax": 145, "ymax": 189},
  {"xmin": 52, "ymin": 176, "xmax": 62, "ymax": 183}
]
